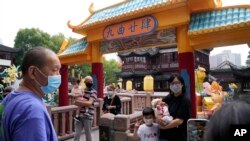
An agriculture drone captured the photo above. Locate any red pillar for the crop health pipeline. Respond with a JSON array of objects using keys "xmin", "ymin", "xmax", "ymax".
[
  {"xmin": 59, "ymin": 64, "xmax": 69, "ymax": 106},
  {"xmin": 178, "ymin": 52, "xmax": 196, "ymax": 118},
  {"xmin": 92, "ymin": 63, "xmax": 104, "ymax": 98}
]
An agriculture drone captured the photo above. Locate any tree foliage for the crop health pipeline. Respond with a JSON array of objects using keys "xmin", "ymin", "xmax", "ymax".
[
  {"xmin": 13, "ymin": 28, "xmax": 74, "ymax": 66},
  {"xmin": 104, "ymin": 59, "xmax": 121, "ymax": 85},
  {"xmin": 68, "ymin": 58, "xmax": 121, "ymax": 85},
  {"xmin": 69, "ymin": 64, "xmax": 91, "ymax": 81}
]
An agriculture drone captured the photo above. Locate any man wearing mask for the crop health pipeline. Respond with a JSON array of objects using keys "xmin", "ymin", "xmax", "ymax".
[
  {"xmin": 73, "ymin": 76, "xmax": 97, "ymax": 141},
  {"xmin": 0, "ymin": 47, "xmax": 60, "ymax": 141}
]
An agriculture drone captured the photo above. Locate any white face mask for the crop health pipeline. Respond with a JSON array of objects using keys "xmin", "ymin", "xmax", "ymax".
[
  {"xmin": 107, "ymin": 91, "xmax": 114, "ymax": 98},
  {"xmin": 170, "ymin": 84, "xmax": 182, "ymax": 94},
  {"xmin": 144, "ymin": 118, "xmax": 154, "ymax": 126}
]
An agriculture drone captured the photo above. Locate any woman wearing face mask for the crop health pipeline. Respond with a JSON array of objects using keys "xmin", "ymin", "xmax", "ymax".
[
  {"xmin": 102, "ymin": 84, "xmax": 121, "ymax": 115},
  {"xmin": 157, "ymin": 74, "xmax": 191, "ymax": 141}
]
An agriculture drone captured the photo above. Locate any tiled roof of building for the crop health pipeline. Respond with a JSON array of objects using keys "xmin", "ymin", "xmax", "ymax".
[
  {"xmin": 189, "ymin": 8, "xmax": 250, "ymax": 35},
  {"xmin": 59, "ymin": 38, "xmax": 88, "ymax": 56},
  {"xmin": 0, "ymin": 44, "xmax": 19, "ymax": 53},
  {"xmin": 210, "ymin": 60, "xmax": 238, "ymax": 70},
  {"xmin": 73, "ymin": 0, "xmax": 179, "ymax": 29}
]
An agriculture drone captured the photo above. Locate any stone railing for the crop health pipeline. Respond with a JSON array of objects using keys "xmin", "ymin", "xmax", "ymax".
[
  {"xmin": 99, "ymin": 111, "xmax": 143, "ymax": 141},
  {"xmin": 117, "ymin": 92, "xmax": 167, "ymax": 111},
  {"xmin": 49, "ymin": 92, "xmax": 167, "ymax": 140},
  {"xmin": 120, "ymin": 96, "xmax": 133, "ymax": 115},
  {"xmin": 48, "ymin": 101, "xmax": 101, "ymax": 141}
]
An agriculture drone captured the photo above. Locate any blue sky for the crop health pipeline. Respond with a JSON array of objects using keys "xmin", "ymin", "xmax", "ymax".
[{"xmin": 0, "ymin": 0, "xmax": 249, "ymax": 65}]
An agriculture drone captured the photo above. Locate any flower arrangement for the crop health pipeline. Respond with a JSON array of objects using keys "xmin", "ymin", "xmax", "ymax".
[{"xmin": 1, "ymin": 65, "xmax": 20, "ymax": 85}]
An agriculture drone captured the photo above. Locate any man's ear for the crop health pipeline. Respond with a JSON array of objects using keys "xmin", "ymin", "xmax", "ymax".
[{"xmin": 28, "ymin": 66, "xmax": 36, "ymax": 79}]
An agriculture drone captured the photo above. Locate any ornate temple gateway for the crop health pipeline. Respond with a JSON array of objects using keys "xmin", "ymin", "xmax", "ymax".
[{"xmin": 57, "ymin": 0, "xmax": 250, "ymax": 117}]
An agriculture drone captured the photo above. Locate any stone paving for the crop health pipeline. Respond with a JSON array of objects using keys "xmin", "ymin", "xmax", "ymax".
[{"xmin": 64, "ymin": 129, "xmax": 99, "ymax": 141}]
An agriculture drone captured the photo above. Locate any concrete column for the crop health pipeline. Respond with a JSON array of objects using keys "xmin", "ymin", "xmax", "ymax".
[
  {"xmin": 99, "ymin": 114, "xmax": 115, "ymax": 141},
  {"xmin": 177, "ymin": 25, "xmax": 196, "ymax": 118},
  {"xmin": 91, "ymin": 42, "xmax": 104, "ymax": 98},
  {"xmin": 59, "ymin": 64, "xmax": 69, "ymax": 106},
  {"xmin": 114, "ymin": 115, "xmax": 130, "ymax": 141}
]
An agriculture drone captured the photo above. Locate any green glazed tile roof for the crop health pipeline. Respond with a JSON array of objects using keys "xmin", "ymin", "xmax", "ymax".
[
  {"xmin": 83, "ymin": 0, "xmax": 169, "ymax": 26},
  {"xmin": 60, "ymin": 38, "xmax": 88, "ymax": 56},
  {"xmin": 189, "ymin": 8, "xmax": 250, "ymax": 33}
]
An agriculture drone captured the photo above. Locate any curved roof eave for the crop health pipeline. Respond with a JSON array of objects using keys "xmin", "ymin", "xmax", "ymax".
[
  {"xmin": 70, "ymin": 0, "xmax": 187, "ymax": 32},
  {"xmin": 188, "ymin": 7, "xmax": 250, "ymax": 36}
]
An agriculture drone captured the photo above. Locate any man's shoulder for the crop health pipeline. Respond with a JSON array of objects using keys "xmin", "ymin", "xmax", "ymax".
[{"xmin": 3, "ymin": 91, "xmax": 45, "ymax": 119}]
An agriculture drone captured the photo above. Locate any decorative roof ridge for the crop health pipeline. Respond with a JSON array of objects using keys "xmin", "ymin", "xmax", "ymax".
[
  {"xmin": 67, "ymin": 2, "xmax": 95, "ymax": 30},
  {"xmin": 67, "ymin": 1, "xmax": 128, "ymax": 30},
  {"xmin": 71, "ymin": 0, "xmax": 187, "ymax": 31},
  {"xmin": 191, "ymin": 5, "xmax": 250, "ymax": 14},
  {"xmin": 93, "ymin": 0, "xmax": 129, "ymax": 14}
]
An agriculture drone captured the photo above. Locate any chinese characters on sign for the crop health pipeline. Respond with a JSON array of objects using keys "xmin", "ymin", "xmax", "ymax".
[{"xmin": 103, "ymin": 16, "xmax": 158, "ymax": 40}]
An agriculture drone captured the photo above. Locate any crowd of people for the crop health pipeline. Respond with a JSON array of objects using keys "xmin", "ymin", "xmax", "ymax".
[{"xmin": 0, "ymin": 46, "xmax": 249, "ymax": 141}]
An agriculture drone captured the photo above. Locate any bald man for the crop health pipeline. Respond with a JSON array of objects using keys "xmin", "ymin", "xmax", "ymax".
[
  {"xmin": 74, "ymin": 75, "xmax": 97, "ymax": 141},
  {"xmin": 0, "ymin": 47, "xmax": 60, "ymax": 141}
]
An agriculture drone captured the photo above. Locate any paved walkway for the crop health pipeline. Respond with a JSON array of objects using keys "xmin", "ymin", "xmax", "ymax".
[{"xmin": 65, "ymin": 129, "xmax": 99, "ymax": 141}]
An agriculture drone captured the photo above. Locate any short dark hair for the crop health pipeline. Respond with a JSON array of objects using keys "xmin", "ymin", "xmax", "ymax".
[
  {"xmin": 204, "ymin": 98, "xmax": 250, "ymax": 141},
  {"xmin": 168, "ymin": 74, "xmax": 186, "ymax": 94},
  {"xmin": 21, "ymin": 47, "xmax": 53, "ymax": 75},
  {"xmin": 142, "ymin": 107, "xmax": 155, "ymax": 117},
  {"xmin": 71, "ymin": 77, "xmax": 80, "ymax": 84}
]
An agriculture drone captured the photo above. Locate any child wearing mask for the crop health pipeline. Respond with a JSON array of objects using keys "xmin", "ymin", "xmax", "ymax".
[
  {"xmin": 71, "ymin": 78, "xmax": 86, "ymax": 121},
  {"xmin": 102, "ymin": 84, "xmax": 121, "ymax": 115},
  {"xmin": 151, "ymin": 98, "xmax": 173, "ymax": 125},
  {"xmin": 133, "ymin": 107, "xmax": 159, "ymax": 141}
]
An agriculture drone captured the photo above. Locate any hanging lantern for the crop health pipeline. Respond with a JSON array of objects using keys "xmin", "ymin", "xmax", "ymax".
[
  {"xmin": 143, "ymin": 75, "xmax": 154, "ymax": 92},
  {"xmin": 118, "ymin": 82, "xmax": 122, "ymax": 89},
  {"xmin": 126, "ymin": 80, "xmax": 132, "ymax": 91},
  {"xmin": 71, "ymin": 69, "xmax": 75, "ymax": 78}
]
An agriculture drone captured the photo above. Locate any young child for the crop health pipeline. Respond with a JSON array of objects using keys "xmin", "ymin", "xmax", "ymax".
[
  {"xmin": 133, "ymin": 107, "xmax": 159, "ymax": 141},
  {"xmin": 151, "ymin": 98, "xmax": 173, "ymax": 125},
  {"xmin": 71, "ymin": 78, "xmax": 85, "ymax": 121}
]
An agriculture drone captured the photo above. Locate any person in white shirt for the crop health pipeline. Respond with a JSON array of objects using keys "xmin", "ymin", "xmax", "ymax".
[{"xmin": 133, "ymin": 107, "xmax": 159, "ymax": 141}]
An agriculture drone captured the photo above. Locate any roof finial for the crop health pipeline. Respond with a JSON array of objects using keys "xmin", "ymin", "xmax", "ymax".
[
  {"xmin": 88, "ymin": 2, "xmax": 94, "ymax": 14},
  {"xmin": 67, "ymin": 20, "xmax": 76, "ymax": 29},
  {"xmin": 58, "ymin": 39, "xmax": 69, "ymax": 54}
]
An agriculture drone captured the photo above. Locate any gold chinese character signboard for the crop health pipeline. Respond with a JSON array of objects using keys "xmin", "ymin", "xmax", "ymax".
[{"xmin": 103, "ymin": 16, "xmax": 158, "ymax": 41}]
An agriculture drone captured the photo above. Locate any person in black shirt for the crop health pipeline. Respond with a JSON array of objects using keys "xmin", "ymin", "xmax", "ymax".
[
  {"xmin": 158, "ymin": 74, "xmax": 191, "ymax": 141},
  {"xmin": 102, "ymin": 84, "xmax": 121, "ymax": 115}
]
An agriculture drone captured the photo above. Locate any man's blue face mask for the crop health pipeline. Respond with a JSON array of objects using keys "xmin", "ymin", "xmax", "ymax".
[
  {"xmin": 41, "ymin": 75, "xmax": 61, "ymax": 94},
  {"xmin": 35, "ymin": 68, "xmax": 61, "ymax": 94}
]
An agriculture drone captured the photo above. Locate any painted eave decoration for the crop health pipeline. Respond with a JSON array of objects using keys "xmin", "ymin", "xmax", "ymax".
[
  {"xmin": 68, "ymin": 0, "xmax": 186, "ymax": 31},
  {"xmin": 58, "ymin": 38, "xmax": 88, "ymax": 58},
  {"xmin": 188, "ymin": 7, "xmax": 250, "ymax": 35}
]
